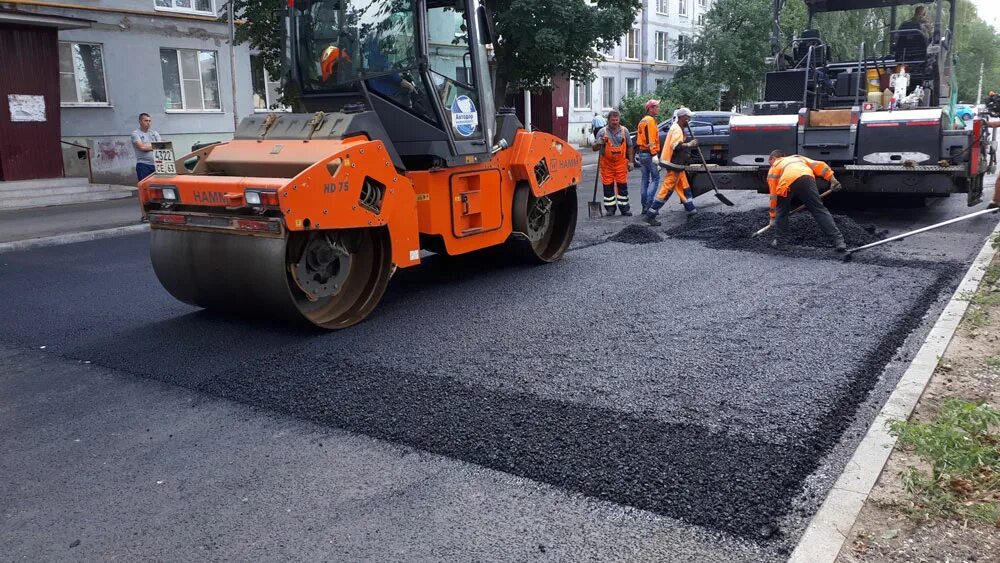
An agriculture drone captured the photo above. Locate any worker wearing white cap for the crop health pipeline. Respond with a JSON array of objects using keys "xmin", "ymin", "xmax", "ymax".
[{"xmin": 640, "ymin": 107, "xmax": 699, "ymax": 226}]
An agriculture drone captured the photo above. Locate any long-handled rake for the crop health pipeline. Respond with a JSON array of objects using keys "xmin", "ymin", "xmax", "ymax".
[
  {"xmin": 752, "ymin": 188, "xmax": 834, "ymax": 237},
  {"xmin": 844, "ymin": 207, "xmax": 999, "ymax": 261}
]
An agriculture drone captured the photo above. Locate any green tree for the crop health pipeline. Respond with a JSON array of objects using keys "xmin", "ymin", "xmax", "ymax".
[
  {"xmin": 673, "ymin": 0, "xmax": 1000, "ymax": 109},
  {"xmin": 674, "ymin": 0, "xmax": 803, "ymax": 108},
  {"xmin": 949, "ymin": 0, "xmax": 1000, "ymax": 102},
  {"xmin": 483, "ymin": 0, "xmax": 640, "ymax": 99},
  {"xmin": 227, "ymin": 0, "xmax": 641, "ymax": 105}
]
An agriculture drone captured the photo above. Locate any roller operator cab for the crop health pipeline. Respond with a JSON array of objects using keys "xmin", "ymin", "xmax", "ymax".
[
  {"xmin": 688, "ymin": 0, "xmax": 992, "ymax": 205},
  {"xmin": 138, "ymin": 0, "xmax": 581, "ymax": 329}
]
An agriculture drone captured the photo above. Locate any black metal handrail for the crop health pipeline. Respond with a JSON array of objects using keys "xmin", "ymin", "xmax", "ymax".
[{"xmin": 60, "ymin": 140, "xmax": 93, "ymax": 184}]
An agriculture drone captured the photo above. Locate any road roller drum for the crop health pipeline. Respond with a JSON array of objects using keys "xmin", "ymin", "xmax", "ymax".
[{"xmin": 137, "ymin": 0, "xmax": 582, "ymax": 329}]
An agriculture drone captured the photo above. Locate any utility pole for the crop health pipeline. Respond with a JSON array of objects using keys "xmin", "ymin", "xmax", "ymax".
[
  {"xmin": 229, "ymin": 1, "xmax": 239, "ymax": 130},
  {"xmin": 523, "ymin": 90, "xmax": 532, "ymax": 130},
  {"xmin": 976, "ymin": 61, "xmax": 985, "ymax": 106}
]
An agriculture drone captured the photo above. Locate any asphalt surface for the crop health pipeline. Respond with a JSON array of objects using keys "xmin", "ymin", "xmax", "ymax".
[
  {"xmin": 0, "ymin": 196, "xmax": 140, "ymax": 243},
  {"xmin": 1, "ymin": 166, "xmax": 997, "ymax": 561}
]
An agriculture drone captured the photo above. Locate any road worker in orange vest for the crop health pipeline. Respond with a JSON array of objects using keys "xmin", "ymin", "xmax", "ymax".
[
  {"xmin": 640, "ymin": 106, "xmax": 698, "ymax": 226},
  {"xmin": 321, "ymin": 45, "xmax": 352, "ymax": 82},
  {"xmin": 636, "ymin": 99, "xmax": 662, "ymax": 214},
  {"xmin": 766, "ymin": 149, "xmax": 847, "ymax": 251},
  {"xmin": 592, "ymin": 109, "xmax": 635, "ymax": 216}
]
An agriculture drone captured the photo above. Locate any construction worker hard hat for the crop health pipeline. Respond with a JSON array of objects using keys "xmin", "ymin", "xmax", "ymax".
[{"xmin": 321, "ymin": 45, "xmax": 352, "ymax": 81}]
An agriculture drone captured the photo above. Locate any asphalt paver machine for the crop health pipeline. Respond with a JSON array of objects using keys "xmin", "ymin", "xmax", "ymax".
[
  {"xmin": 689, "ymin": 0, "xmax": 990, "ymax": 204},
  {"xmin": 139, "ymin": 0, "xmax": 581, "ymax": 329}
]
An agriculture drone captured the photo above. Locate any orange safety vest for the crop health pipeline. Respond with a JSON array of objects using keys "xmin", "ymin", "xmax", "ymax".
[
  {"xmin": 599, "ymin": 126, "xmax": 629, "ymax": 185},
  {"xmin": 766, "ymin": 155, "xmax": 834, "ymax": 217},
  {"xmin": 659, "ymin": 122, "xmax": 686, "ymax": 164},
  {"xmin": 636, "ymin": 115, "xmax": 660, "ymax": 155},
  {"xmin": 766, "ymin": 155, "xmax": 833, "ymax": 197}
]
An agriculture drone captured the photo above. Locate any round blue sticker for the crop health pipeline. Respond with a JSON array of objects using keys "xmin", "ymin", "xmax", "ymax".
[{"xmin": 450, "ymin": 95, "xmax": 478, "ymax": 137}]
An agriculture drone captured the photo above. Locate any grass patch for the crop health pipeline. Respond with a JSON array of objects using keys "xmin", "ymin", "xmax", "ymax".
[
  {"xmin": 964, "ymin": 305, "xmax": 990, "ymax": 328},
  {"xmin": 985, "ymin": 264, "xmax": 1000, "ymax": 286},
  {"xmin": 987, "ymin": 355, "xmax": 1000, "ymax": 369},
  {"xmin": 889, "ymin": 399, "xmax": 1000, "ymax": 525},
  {"xmin": 970, "ymin": 290, "xmax": 1000, "ymax": 308}
]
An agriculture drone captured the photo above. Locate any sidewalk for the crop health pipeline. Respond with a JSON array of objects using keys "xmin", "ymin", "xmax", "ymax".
[{"xmin": 0, "ymin": 196, "xmax": 143, "ymax": 244}]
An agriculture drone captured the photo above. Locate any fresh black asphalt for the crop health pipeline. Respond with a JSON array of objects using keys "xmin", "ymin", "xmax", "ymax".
[{"xmin": 1, "ymin": 179, "xmax": 997, "ymax": 560}]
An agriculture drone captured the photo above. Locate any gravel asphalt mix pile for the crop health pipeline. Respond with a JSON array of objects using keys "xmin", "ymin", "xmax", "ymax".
[
  {"xmin": 0, "ymin": 231, "xmax": 960, "ymax": 553},
  {"xmin": 663, "ymin": 210, "xmax": 888, "ymax": 252}
]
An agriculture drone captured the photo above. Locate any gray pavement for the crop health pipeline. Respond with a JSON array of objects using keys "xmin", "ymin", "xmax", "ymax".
[
  {"xmin": 0, "ymin": 168, "xmax": 997, "ymax": 561},
  {"xmin": 0, "ymin": 196, "xmax": 141, "ymax": 243}
]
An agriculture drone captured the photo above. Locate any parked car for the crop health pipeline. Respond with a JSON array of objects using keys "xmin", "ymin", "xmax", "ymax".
[
  {"xmin": 628, "ymin": 111, "xmax": 739, "ymax": 165},
  {"xmin": 955, "ymin": 104, "xmax": 976, "ymax": 122}
]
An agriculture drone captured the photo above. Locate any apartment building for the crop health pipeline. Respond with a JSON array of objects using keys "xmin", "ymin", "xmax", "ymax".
[
  {"xmin": 567, "ymin": 0, "xmax": 712, "ymax": 144},
  {"xmin": 0, "ymin": 1, "xmax": 288, "ymax": 185}
]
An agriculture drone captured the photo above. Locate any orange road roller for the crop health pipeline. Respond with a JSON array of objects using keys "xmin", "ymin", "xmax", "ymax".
[{"xmin": 138, "ymin": 0, "xmax": 581, "ymax": 329}]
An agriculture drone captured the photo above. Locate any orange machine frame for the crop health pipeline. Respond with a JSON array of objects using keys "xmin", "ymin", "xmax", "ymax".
[{"xmin": 139, "ymin": 129, "xmax": 581, "ymax": 268}]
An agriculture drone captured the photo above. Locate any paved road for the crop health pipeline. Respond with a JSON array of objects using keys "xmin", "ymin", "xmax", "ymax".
[
  {"xmin": 0, "ymin": 196, "xmax": 140, "ymax": 243},
  {"xmin": 1, "ymin": 169, "xmax": 997, "ymax": 562}
]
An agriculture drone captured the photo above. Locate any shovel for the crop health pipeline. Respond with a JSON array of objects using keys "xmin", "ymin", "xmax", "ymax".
[
  {"xmin": 588, "ymin": 157, "xmax": 603, "ymax": 219},
  {"xmin": 844, "ymin": 207, "xmax": 999, "ymax": 261},
  {"xmin": 752, "ymin": 188, "xmax": 834, "ymax": 237},
  {"xmin": 685, "ymin": 125, "xmax": 734, "ymax": 207}
]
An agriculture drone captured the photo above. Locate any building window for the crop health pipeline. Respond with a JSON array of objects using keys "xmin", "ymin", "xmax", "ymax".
[
  {"xmin": 697, "ymin": 13, "xmax": 705, "ymax": 26},
  {"xmin": 602, "ymin": 77, "xmax": 615, "ymax": 108},
  {"xmin": 655, "ymin": 79, "xmax": 667, "ymax": 90},
  {"xmin": 573, "ymin": 80, "xmax": 592, "ymax": 109},
  {"xmin": 626, "ymin": 78, "xmax": 639, "ymax": 95},
  {"xmin": 251, "ymin": 55, "xmax": 289, "ymax": 112},
  {"xmin": 59, "ymin": 42, "xmax": 108, "ymax": 106},
  {"xmin": 655, "ymin": 31, "xmax": 669, "ymax": 62},
  {"xmin": 655, "ymin": 0, "xmax": 669, "ymax": 15},
  {"xmin": 625, "ymin": 28, "xmax": 639, "ymax": 60},
  {"xmin": 160, "ymin": 48, "xmax": 221, "ymax": 111},
  {"xmin": 676, "ymin": 35, "xmax": 688, "ymax": 60},
  {"xmin": 678, "ymin": 0, "xmax": 688, "ymax": 17},
  {"xmin": 154, "ymin": 0, "xmax": 215, "ymax": 15},
  {"xmin": 699, "ymin": 0, "xmax": 708, "ymax": 7}
]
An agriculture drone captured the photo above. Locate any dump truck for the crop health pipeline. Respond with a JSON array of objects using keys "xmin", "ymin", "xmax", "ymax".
[
  {"xmin": 138, "ymin": 0, "xmax": 580, "ymax": 329},
  {"xmin": 687, "ymin": 0, "xmax": 990, "ymax": 205}
]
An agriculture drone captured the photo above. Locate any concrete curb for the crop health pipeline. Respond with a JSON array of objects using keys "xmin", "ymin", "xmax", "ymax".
[
  {"xmin": 0, "ymin": 224, "xmax": 149, "ymax": 254},
  {"xmin": 788, "ymin": 220, "xmax": 1000, "ymax": 563}
]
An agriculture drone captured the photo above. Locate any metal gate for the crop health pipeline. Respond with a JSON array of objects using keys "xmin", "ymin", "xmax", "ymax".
[{"xmin": 0, "ymin": 23, "xmax": 62, "ymax": 181}]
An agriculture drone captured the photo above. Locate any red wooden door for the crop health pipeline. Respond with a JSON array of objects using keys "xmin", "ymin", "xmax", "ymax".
[{"xmin": 0, "ymin": 23, "xmax": 62, "ymax": 181}]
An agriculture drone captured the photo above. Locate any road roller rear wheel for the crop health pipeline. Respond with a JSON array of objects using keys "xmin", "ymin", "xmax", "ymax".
[
  {"xmin": 287, "ymin": 228, "xmax": 393, "ymax": 329},
  {"xmin": 511, "ymin": 185, "xmax": 577, "ymax": 263}
]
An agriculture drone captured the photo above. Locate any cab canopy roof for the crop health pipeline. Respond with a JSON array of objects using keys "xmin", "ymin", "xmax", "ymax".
[{"xmin": 804, "ymin": 0, "xmax": 950, "ymax": 13}]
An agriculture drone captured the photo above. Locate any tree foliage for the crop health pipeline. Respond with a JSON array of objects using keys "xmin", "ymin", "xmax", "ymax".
[
  {"xmin": 949, "ymin": 0, "xmax": 1000, "ymax": 102},
  {"xmin": 227, "ymin": 0, "xmax": 641, "ymax": 105},
  {"xmin": 229, "ymin": 0, "xmax": 286, "ymax": 89},
  {"xmin": 667, "ymin": 0, "xmax": 1000, "ymax": 109},
  {"xmin": 483, "ymin": 0, "xmax": 639, "ymax": 96},
  {"xmin": 674, "ymin": 0, "xmax": 775, "ymax": 108}
]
